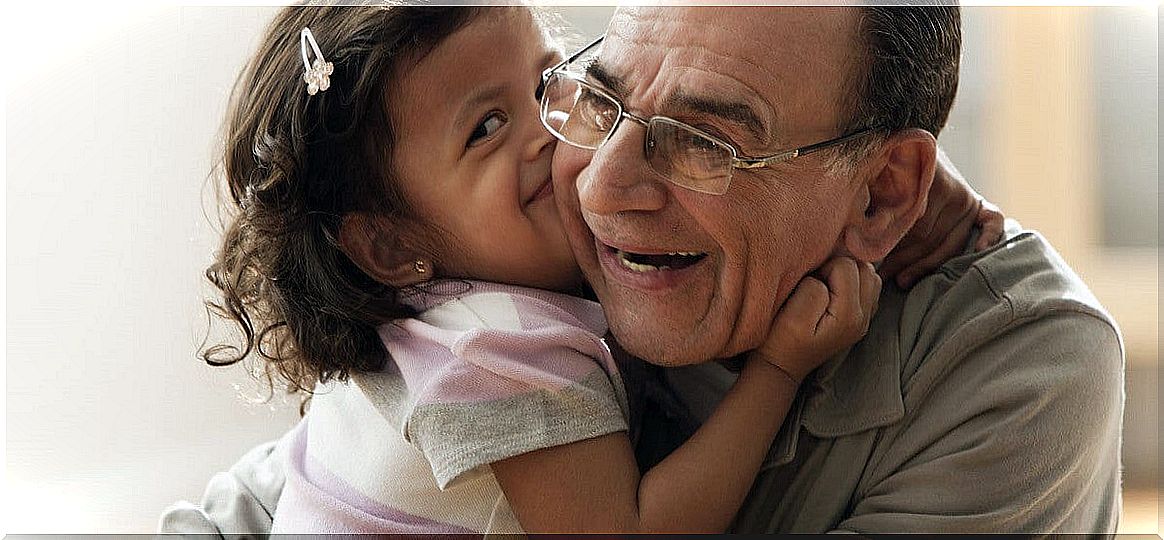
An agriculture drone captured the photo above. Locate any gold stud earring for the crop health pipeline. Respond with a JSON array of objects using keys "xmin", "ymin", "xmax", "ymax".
[{"xmin": 413, "ymin": 260, "xmax": 428, "ymax": 275}]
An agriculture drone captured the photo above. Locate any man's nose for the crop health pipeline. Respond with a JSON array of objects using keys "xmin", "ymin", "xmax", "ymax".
[{"xmin": 578, "ymin": 120, "xmax": 669, "ymax": 216}]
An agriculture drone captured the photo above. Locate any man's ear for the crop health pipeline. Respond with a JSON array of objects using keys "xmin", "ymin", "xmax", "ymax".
[
  {"xmin": 338, "ymin": 212, "xmax": 433, "ymax": 288},
  {"xmin": 842, "ymin": 128, "xmax": 937, "ymax": 262}
]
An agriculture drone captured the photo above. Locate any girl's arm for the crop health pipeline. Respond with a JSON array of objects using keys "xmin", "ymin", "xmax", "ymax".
[
  {"xmin": 880, "ymin": 146, "xmax": 1006, "ymax": 289},
  {"xmin": 491, "ymin": 257, "xmax": 881, "ymax": 533}
]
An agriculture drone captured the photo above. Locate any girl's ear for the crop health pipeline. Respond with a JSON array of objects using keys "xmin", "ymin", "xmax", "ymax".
[
  {"xmin": 841, "ymin": 128, "xmax": 937, "ymax": 262},
  {"xmin": 338, "ymin": 212, "xmax": 434, "ymax": 288}
]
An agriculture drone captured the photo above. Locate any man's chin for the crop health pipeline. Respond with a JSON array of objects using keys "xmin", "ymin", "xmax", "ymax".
[
  {"xmin": 591, "ymin": 276, "xmax": 732, "ymax": 367},
  {"xmin": 608, "ymin": 318, "xmax": 718, "ymax": 367}
]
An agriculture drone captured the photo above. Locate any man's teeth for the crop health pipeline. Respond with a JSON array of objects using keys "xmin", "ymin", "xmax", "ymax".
[
  {"xmin": 620, "ymin": 255, "xmax": 668, "ymax": 272},
  {"xmin": 615, "ymin": 249, "xmax": 704, "ymax": 272}
]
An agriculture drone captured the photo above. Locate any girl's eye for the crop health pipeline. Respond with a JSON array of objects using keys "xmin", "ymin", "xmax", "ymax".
[{"xmin": 468, "ymin": 111, "xmax": 508, "ymax": 147}]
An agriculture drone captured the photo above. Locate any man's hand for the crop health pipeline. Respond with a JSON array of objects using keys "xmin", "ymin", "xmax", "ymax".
[
  {"xmin": 880, "ymin": 148, "xmax": 1005, "ymax": 289},
  {"xmin": 750, "ymin": 257, "xmax": 881, "ymax": 384}
]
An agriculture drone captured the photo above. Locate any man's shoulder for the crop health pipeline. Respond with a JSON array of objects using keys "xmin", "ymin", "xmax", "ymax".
[
  {"xmin": 910, "ymin": 222, "xmax": 1114, "ymax": 334},
  {"xmin": 897, "ymin": 221, "xmax": 1122, "ymax": 389},
  {"xmin": 942, "ymin": 224, "xmax": 1108, "ymax": 319},
  {"xmin": 799, "ymin": 225, "xmax": 1126, "ymax": 535}
]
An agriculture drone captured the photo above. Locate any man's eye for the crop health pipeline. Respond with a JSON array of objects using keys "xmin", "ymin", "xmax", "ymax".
[
  {"xmin": 681, "ymin": 130, "xmax": 723, "ymax": 155},
  {"xmin": 592, "ymin": 107, "xmax": 616, "ymax": 132},
  {"xmin": 691, "ymin": 124, "xmax": 736, "ymax": 148},
  {"xmin": 691, "ymin": 134, "xmax": 720, "ymax": 152},
  {"xmin": 579, "ymin": 91, "xmax": 615, "ymax": 132},
  {"xmin": 468, "ymin": 111, "xmax": 507, "ymax": 147}
]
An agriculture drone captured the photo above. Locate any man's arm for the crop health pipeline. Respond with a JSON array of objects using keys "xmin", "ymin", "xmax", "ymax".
[
  {"xmin": 835, "ymin": 312, "xmax": 1124, "ymax": 533},
  {"xmin": 158, "ymin": 438, "xmax": 287, "ymax": 536}
]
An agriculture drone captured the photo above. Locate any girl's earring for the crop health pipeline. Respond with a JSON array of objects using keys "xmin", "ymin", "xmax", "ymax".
[{"xmin": 413, "ymin": 259, "xmax": 432, "ymax": 280}]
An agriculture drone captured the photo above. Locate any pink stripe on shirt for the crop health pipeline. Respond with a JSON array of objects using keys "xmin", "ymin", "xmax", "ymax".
[{"xmin": 273, "ymin": 420, "xmax": 476, "ymax": 534}]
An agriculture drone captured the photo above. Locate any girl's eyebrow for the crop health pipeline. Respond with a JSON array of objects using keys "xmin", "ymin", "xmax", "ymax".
[
  {"xmin": 539, "ymin": 49, "xmax": 563, "ymax": 70},
  {"xmin": 454, "ymin": 84, "xmax": 506, "ymax": 131},
  {"xmin": 453, "ymin": 49, "xmax": 559, "ymax": 133}
]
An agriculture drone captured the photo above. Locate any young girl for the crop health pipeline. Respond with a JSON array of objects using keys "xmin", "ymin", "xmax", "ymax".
[{"xmin": 204, "ymin": 5, "xmax": 1001, "ymax": 534}]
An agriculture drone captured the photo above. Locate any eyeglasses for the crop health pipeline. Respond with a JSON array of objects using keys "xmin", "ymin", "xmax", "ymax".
[{"xmin": 537, "ymin": 36, "xmax": 879, "ymax": 196}]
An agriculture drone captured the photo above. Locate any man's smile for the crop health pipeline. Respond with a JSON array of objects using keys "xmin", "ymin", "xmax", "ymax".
[
  {"xmin": 613, "ymin": 248, "xmax": 707, "ymax": 272},
  {"xmin": 595, "ymin": 239, "xmax": 711, "ymax": 291}
]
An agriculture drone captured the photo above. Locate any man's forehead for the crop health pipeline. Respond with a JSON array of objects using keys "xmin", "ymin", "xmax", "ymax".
[
  {"xmin": 600, "ymin": 6, "xmax": 860, "ymax": 142},
  {"xmin": 619, "ymin": 8, "xmax": 853, "ymax": 57},
  {"xmin": 608, "ymin": 7, "xmax": 812, "ymax": 65}
]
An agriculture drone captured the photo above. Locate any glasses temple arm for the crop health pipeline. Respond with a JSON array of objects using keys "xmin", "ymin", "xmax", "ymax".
[
  {"xmin": 536, "ymin": 35, "xmax": 606, "ymax": 101},
  {"xmin": 796, "ymin": 126, "xmax": 881, "ymax": 157}
]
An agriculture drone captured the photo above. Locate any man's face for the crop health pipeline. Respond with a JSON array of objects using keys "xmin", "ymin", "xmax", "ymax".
[{"xmin": 552, "ymin": 7, "xmax": 869, "ymax": 365}]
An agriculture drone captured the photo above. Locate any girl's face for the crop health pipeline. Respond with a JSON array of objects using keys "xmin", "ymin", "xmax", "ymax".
[{"xmin": 390, "ymin": 9, "xmax": 580, "ymax": 292}]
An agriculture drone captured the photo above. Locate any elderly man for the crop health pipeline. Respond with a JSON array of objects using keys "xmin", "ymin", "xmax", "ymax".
[
  {"xmin": 542, "ymin": 5, "xmax": 1123, "ymax": 532},
  {"xmin": 163, "ymin": 5, "xmax": 1123, "ymax": 533}
]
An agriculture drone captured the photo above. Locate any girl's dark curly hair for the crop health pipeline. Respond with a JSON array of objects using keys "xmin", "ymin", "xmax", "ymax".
[{"xmin": 203, "ymin": 5, "xmax": 492, "ymax": 395}]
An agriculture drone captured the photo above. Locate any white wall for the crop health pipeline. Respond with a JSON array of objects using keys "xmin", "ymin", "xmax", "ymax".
[
  {"xmin": 7, "ymin": 6, "xmax": 311, "ymax": 532},
  {"xmin": 4, "ymin": 5, "xmax": 613, "ymax": 533}
]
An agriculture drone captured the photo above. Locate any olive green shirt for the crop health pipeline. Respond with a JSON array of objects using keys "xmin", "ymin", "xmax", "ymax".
[{"xmin": 652, "ymin": 224, "xmax": 1125, "ymax": 533}]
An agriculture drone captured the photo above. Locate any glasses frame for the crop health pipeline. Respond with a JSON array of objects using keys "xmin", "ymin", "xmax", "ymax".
[{"xmin": 537, "ymin": 35, "xmax": 881, "ymax": 194}]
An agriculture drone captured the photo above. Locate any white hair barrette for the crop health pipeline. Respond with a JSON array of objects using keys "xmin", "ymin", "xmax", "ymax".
[{"xmin": 300, "ymin": 28, "xmax": 333, "ymax": 95}]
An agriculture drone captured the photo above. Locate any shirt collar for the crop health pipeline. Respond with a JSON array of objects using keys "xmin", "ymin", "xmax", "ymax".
[
  {"xmin": 764, "ymin": 285, "xmax": 908, "ymax": 466},
  {"xmin": 807, "ymin": 283, "xmax": 909, "ymax": 436}
]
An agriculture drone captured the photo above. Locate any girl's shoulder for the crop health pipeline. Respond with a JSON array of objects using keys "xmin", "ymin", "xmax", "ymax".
[
  {"xmin": 399, "ymin": 279, "xmax": 607, "ymax": 337},
  {"xmin": 355, "ymin": 281, "xmax": 629, "ymax": 491},
  {"xmin": 374, "ymin": 280, "xmax": 618, "ymax": 395}
]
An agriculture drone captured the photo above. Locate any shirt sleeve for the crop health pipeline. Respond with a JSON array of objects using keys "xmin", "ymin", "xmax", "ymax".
[
  {"xmin": 157, "ymin": 438, "xmax": 287, "ymax": 536},
  {"xmin": 403, "ymin": 324, "xmax": 629, "ymax": 490},
  {"xmin": 833, "ymin": 312, "xmax": 1124, "ymax": 533}
]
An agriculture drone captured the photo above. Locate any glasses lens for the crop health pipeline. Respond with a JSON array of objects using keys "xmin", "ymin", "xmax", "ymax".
[
  {"xmin": 540, "ymin": 73, "xmax": 619, "ymax": 149},
  {"xmin": 646, "ymin": 118, "xmax": 733, "ymax": 195}
]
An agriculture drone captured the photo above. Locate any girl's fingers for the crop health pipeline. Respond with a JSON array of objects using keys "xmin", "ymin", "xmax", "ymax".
[
  {"xmin": 898, "ymin": 202, "xmax": 977, "ymax": 287},
  {"xmin": 857, "ymin": 261, "xmax": 882, "ymax": 317},
  {"xmin": 881, "ymin": 190, "xmax": 963, "ymax": 284},
  {"xmin": 778, "ymin": 276, "xmax": 830, "ymax": 335},
  {"xmin": 975, "ymin": 199, "xmax": 1006, "ymax": 251},
  {"xmin": 896, "ymin": 194, "xmax": 977, "ymax": 288},
  {"xmin": 911, "ymin": 189, "xmax": 954, "ymax": 251},
  {"xmin": 818, "ymin": 257, "xmax": 861, "ymax": 334}
]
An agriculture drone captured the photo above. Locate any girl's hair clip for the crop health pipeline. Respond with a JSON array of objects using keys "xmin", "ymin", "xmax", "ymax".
[{"xmin": 300, "ymin": 28, "xmax": 333, "ymax": 95}]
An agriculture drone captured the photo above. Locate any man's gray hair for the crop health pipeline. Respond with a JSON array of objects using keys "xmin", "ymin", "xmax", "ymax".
[{"xmin": 831, "ymin": 5, "xmax": 962, "ymax": 170}]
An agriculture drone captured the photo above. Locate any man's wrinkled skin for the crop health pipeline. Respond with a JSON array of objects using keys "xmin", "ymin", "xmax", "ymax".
[{"xmin": 552, "ymin": 7, "xmax": 935, "ymax": 366}]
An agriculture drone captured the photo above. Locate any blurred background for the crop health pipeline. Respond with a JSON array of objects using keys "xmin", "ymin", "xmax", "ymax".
[{"xmin": 4, "ymin": 4, "xmax": 1158, "ymax": 534}]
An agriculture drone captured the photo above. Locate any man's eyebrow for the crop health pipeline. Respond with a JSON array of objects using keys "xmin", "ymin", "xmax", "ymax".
[
  {"xmin": 585, "ymin": 61, "xmax": 771, "ymax": 145},
  {"xmin": 666, "ymin": 93, "xmax": 771, "ymax": 145},
  {"xmin": 584, "ymin": 62, "xmax": 628, "ymax": 97}
]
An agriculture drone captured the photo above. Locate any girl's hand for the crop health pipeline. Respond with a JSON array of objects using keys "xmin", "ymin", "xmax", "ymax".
[
  {"xmin": 750, "ymin": 257, "xmax": 881, "ymax": 385},
  {"xmin": 880, "ymin": 147, "xmax": 1006, "ymax": 289},
  {"xmin": 496, "ymin": 261, "xmax": 880, "ymax": 534}
]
